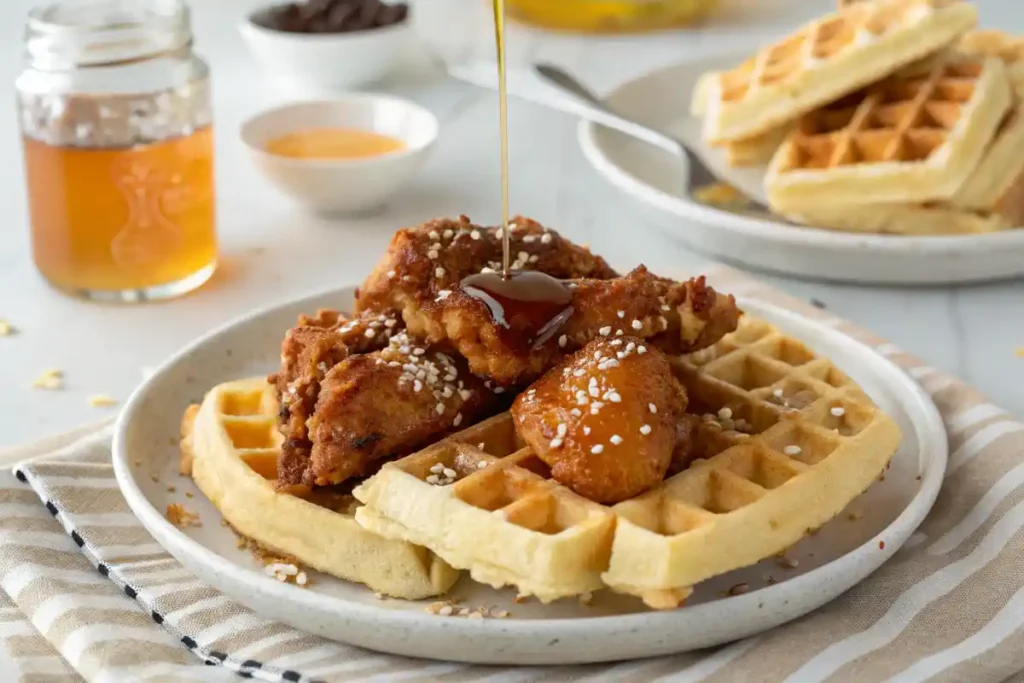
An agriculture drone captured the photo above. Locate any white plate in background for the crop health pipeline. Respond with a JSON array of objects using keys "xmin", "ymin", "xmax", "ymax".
[
  {"xmin": 113, "ymin": 284, "xmax": 946, "ymax": 664},
  {"xmin": 577, "ymin": 52, "xmax": 1024, "ymax": 284}
]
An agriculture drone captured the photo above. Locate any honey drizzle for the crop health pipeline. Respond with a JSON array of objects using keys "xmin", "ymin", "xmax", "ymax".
[{"xmin": 493, "ymin": 0, "xmax": 511, "ymax": 278}]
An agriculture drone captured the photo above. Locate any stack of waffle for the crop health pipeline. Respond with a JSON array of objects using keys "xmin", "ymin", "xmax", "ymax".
[{"xmin": 694, "ymin": 0, "xmax": 1024, "ymax": 235}]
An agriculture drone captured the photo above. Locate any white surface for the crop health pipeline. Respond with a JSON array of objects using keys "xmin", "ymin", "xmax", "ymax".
[
  {"xmin": 0, "ymin": 0, "xmax": 1022, "ymax": 448},
  {"xmin": 578, "ymin": 54, "xmax": 1024, "ymax": 284},
  {"xmin": 240, "ymin": 96, "xmax": 438, "ymax": 213},
  {"xmin": 113, "ymin": 287, "xmax": 946, "ymax": 664},
  {"xmin": 239, "ymin": 11, "xmax": 411, "ymax": 92}
]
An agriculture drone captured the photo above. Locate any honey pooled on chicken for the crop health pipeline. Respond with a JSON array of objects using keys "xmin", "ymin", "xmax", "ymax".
[{"xmin": 512, "ymin": 337, "xmax": 687, "ymax": 504}]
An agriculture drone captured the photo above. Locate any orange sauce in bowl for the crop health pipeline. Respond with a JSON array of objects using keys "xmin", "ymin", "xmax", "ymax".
[{"xmin": 265, "ymin": 128, "xmax": 406, "ymax": 160}]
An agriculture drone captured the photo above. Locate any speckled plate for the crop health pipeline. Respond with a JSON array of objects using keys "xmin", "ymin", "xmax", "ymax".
[{"xmin": 113, "ymin": 285, "xmax": 946, "ymax": 665}]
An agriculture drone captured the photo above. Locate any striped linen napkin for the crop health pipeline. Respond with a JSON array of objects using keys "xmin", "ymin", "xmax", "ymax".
[{"xmin": 2, "ymin": 269, "xmax": 1024, "ymax": 683}]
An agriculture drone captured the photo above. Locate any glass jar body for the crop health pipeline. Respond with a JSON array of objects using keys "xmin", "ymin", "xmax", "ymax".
[{"xmin": 17, "ymin": 0, "xmax": 217, "ymax": 302}]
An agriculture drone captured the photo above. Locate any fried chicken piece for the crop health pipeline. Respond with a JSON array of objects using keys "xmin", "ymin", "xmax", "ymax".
[
  {"xmin": 354, "ymin": 215, "xmax": 618, "ymax": 315},
  {"xmin": 400, "ymin": 266, "xmax": 741, "ymax": 387},
  {"xmin": 511, "ymin": 337, "xmax": 687, "ymax": 504},
  {"xmin": 284, "ymin": 331, "xmax": 505, "ymax": 488},
  {"xmin": 271, "ymin": 309, "xmax": 403, "ymax": 486}
]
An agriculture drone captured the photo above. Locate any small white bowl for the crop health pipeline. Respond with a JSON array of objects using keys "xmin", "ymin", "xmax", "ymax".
[
  {"xmin": 240, "ymin": 6, "xmax": 411, "ymax": 92},
  {"xmin": 240, "ymin": 96, "xmax": 438, "ymax": 215}
]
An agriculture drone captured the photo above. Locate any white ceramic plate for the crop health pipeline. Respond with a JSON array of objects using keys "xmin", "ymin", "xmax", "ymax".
[
  {"xmin": 114, "ymin": 285, "xmax": 947, "ymax": 665},
  {"xmin": 577, "ymin": 52, "xmax": 1024, "ymax": 285}
]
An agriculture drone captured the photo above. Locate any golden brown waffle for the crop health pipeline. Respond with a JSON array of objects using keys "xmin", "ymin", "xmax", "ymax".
[
  {"xmin": 182, "ymin": 377, "xmax": 459, "ymax": 599},
  {"xmin": 960, "ymin": 31, "xmax": 1024, "ymax": 98},
  {"xmin": 765, "ymin": 51, "xmax": 1012, "ymax": 211},
  {"xmin": 779, "ymin": 99, "xmax": 1024, "ymax": 234},
  {"xmin": 700, "ymin": 0, "xmax": 978, "ymax": 143},
  {"xmin": 354, "ymin": 317, "xmax": 901, "ymax": 609}
]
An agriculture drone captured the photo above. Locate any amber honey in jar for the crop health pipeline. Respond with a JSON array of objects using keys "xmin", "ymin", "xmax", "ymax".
[
  {"xmin": 17, "ymin": 0, "xmax": 217, "ymax": 302},
  {"xmin": 505, "ymin": 0, "xmax": 720, "ymax": 32}
]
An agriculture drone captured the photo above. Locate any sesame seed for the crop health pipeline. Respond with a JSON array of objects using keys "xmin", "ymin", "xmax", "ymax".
[
  {"xmin": 783, "ymin": 445, "xmax": 802, "ymax": 456},
  {"xmin": 662, "ymin": 304, "xmax": 671, "ymax": 311},
  {"xmin": 443, "ymin": 229, "xmax": 453, "ymax": 239},
  {"xmin": 638, "ymin": 345, "xmax": 647, "ymax": 354},
  {"xmin": 558, "ymin": 335, "xmax": 567, "ymax": 348},
  {"xmin": 523, "ymin": 235, "xmax": 535, "ymax": 243},
  {"xmin": 831, "ymin": 406, "xmax": 846, "ymax": 417},
  {"xmin": 436, "ymin": 267, "xmax": 446, "ymax": 278},
  {"xmin": 435, "ymin": 403, "xmax": 445, "ymax": 415},
  {"xmin": 387, "ymin": 270, "xmax": 396, "ymax": 279},
  {"xmin": 610, "ymin": 434, "xmax": 623, "ymax": 445},
  {"xmin": 470, "ymin": 230, "xmax": 481, "ymax": 240},
  {"xmin": 430, "ymin": 463, "xmax": 445, "ymax": 473},
  {"xmin": 459, "ymin": 389, "xmax": 472, "ymax": 400},
  {"xmin": 454, "ymin": 413, "xmax": 463, "ymax": 426},
  {"xmin": 437, "ymin": 290, "xmax": 451, "ymax": 300},
  {"xmin": 591, "ymin": 444, "xmax": 604, "ymax": 454},
  {"xmin": 478, "ymin": 461, "xmax": 489, "ymax": 469},
  {"xmin": 443, "ymin": 467, "xmax": 457, "ymax": 478},
  {"xmin": 719, "ymin": 407, "xmax": 733, "ymax": 419},
  {"xmin": 428, "ymin": 230, "xmax": 440, "ymax": 239},
  {"xmin": 617, "ymin": 311, "xmax": 625, "ymax": 318},
  {"xmin": 649, "ymin": 403, "xmax": 658, "ymax": 414},
  {"xmin": 589, "ymin": 385, "xmax": 600, "ymax": 397},
  {"xmin": 550, "ymin": 438, "xmax": 563, "ymax": 448},
  {"xmin": 583, "ymin": 426, "xmax": 591, "ymax": 435},
  {"xmin": 364, "ymin": 329, "xmax": 375, "ymax": 338},
  {"xmin": 573, "ymin": 369, "xmax": 586, "ymax": 377},
  {"xmin": 640, "ymin": 424, "xmax": 652, "ymax": 435},
  {"xmin": 570, "ymin": 408, "xmax": 582, "ymax": 417},
  {"xmin": 426, "ymin": 474, "xmax": 440, "ymax": 484},
  {"xmin": 615, "ymin": 330, "xmax": 623, "ymax": 336},
  {"xmin": 557, "ymin": 424, "xmax": 567, "ymax": 437},
  {"xmin": 773, "ymin": 388, "xmax": 785, "ymax": 398},
  {"xmin": 608, "ymin": 392, "xmax": 622, "ymax": 403},
  {"xmin": 631, "ymin": 319, "xmax": 643, "ymax": 330},
  {"xmin": 659, "ymin": 316, "xmax": 668, "ymax": 328},
  {"xmin": 528, "ymin": 255, "xmax": 539, "ymax": 264},
  {"xmin": 493, "ymin": 387, "xmax": 505, "ymax": 394},
  {"xmin": 599, "ymin": 326, "xmax": 612, "ymax": 336},
  {"xmin": 428, "ymin": 250, "xmax": 439, "ymax": 259},
  {"xmin": 518, "ymin": 251, "xmax": 528, "ymax": 261},
  {"xmin": 413, "ymin": 380, "xmax": 423, "ymax": 392},
  {"xmin": 439, "ymin": 605, "xmax": 454, "ymax": 616},
  {"xmin": 413, "ymin": 348, "xmax": 426, "ymax": 356},
  {"xmin": 610, "ymin": 339, "xmax": 622, "ymax": 346}
]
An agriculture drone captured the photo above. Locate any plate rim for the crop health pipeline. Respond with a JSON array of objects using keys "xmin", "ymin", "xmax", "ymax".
[
  {"xmin": 112, "ymin": 284, "xmax": 949, "ymax": 647},
  {"xmin": 576, "ymin": 54, "xmax": 1024, "ymax": 255}
]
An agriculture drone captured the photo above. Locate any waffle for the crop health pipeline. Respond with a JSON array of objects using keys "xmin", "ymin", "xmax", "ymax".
[
  {"xmin": 692, "ymin": 72, "xmax": 791, "ymax": 167},
  {"xmin": 960, "ymin": 31, "xmax": 1024, "ymax": 98},
  {"xmin": 181, "ymin": 377, "xmax": 459, "ymax": 599},
  {"xmin": 355, "ymin": 317, "xmax": 901, "ymax": 609},
  {"xmin": 700, "ymin": 0, "xmax": 978, "ymax": 143},
  {"xmin": 780, "ymin": 94, "xmax": 1024, "ymax": 234},
  {"xmin": 765, "ymin": 51, "xmax": 1012, "ymax": 211}
]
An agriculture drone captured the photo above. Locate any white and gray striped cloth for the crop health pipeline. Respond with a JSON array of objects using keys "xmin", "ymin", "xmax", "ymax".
[{"xmin": 1, "ymin": 272, "xmax": 1023, "ymax": 683}]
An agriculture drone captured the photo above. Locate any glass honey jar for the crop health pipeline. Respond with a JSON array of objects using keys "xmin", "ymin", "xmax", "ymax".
[
  {"xmin": 17, "ymin": 0, "xmax": 217, "ymax": 302},
  {"xmin": 505, "ymin": 0, "xmax": 720, "ymax": 32}
]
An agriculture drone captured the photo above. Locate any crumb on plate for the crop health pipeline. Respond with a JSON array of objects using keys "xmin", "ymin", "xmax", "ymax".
[{"xmin": 165, "ymin": 503, "xmax": 201, "ymax": 528}]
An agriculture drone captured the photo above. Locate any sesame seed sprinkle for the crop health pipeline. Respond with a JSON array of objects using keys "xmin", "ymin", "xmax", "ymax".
[
  {"xmin": 610, "ymin": 434, "xmax": 623, "ymax": 445},
  {"xmin": 591, "ymin": 444, "xmax": 604, "ymax": 454},
  {"xmin": 583, "ymin": 426, "xmax": 591, "ymax": 435},
  {"xmin": 631, "ymin": 319, "xmax": 643, "ymax": 330},
  {"xmin": 558, "ymin": 335, "xmax": 568, "ymax": 348},
  {"xmin": 617, "ymin": 311, "xmax": 625, "ymax": 318},
  {"xmin": 436, "ymin": 267, "xmax": 446, "ymax": 278},
  {"xmin": 550, "ymin": 438, "xmax": 563, "ymax": 448},
  {"xmin": 599, "ymin": 326, "xmax": 611, "ymax": 336},
  {"xmin": 435, "ymin": 403, "xmax": 445, "ymax": 415},
  {"xmin": 454, "ymin": 413, "xmax": 463, "ymax": 426},
  {"xmin": 783, "ymin": 445, "xmax": 802, "ymax": 455},
  {"xmin": 470, "ymin": 230, "xmax": 481, "ymax": 240},
  {"xmin": 640, "ymin": 424, "xmax": 651, "ymax": 435},
  {"xmin": 831, "ymin": 406, "xmax": 846, "ymax": 417},
  {"xmin": 649, "ymin": 403, "xmax": 658, "ymax": 414}
]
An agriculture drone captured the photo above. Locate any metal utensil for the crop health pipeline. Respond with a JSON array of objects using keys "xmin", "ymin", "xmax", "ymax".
[{"xmin": 533, "ymin": 62, "xmax": 773, "ymax": 215}]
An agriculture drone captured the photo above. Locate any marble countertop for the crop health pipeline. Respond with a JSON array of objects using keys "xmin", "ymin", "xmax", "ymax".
[{"xmin": 0, "ymin": 0, "xmax": 1021, "ymax": 448}]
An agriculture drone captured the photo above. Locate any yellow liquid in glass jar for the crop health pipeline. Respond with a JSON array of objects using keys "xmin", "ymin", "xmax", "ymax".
[
  {"xmin": 266, "ymin": 128, "xmax": 406, "ymax": 160},
  {"xmin": 506, "ymin": 0, "xmax": 719, "ymax": 32}
]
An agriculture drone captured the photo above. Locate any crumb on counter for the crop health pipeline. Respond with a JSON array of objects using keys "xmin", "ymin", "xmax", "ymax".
[
  {"xmin": 31, "ymin": 368, "xmax": 64, "ymax": 390},
  {"xmin": 165, "ymin": 503, "xmax": 201, "ymax": 528},
  {"xmin": 1016, "ymin": 347, "xmax": 1024, "ymax": 358},
  {"xmin": 0, "ymin": 319, "xmax": 15, "ymax": 336},
  {"xmin": 88, "ymin": 394, "xmax": 118, "ymax": 408},
  {"xmin": 693, "ymin": 182, "xmax": 748, "ymax": 207}
]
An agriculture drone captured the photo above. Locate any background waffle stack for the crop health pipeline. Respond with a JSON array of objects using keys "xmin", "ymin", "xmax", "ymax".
[
  {"xmin": 354, "ymin": 317, "xmax": 901, "ymax": 609},
  {"xmin": 181, "ymin": 377, "xmax": 458, "ymax": 599},
  {"xmin": 694, "ymin": 0, "xmax": 1024, "ymax": 236}
]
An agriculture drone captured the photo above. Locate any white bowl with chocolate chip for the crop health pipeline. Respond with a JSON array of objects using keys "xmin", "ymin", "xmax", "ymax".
[
  {"xmin": 240, "ymin": 0, "xmax": 412, "ymax": 92},
  {"xmin": 241, "ymin": 96, "xmax": 438, "ymax": 215}
]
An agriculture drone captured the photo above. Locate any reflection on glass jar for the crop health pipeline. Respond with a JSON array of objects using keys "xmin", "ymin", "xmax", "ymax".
[
  {"xmin": 505, "ymin": 0, "xmax": 720, "ymax": 32},
  {"xmin": 17, "ymin": 0, "xmax": 217, "ymax": 302}
]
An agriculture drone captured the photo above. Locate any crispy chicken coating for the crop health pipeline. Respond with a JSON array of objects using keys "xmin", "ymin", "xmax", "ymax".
[
  {"xmin": 355, "ymin": 215, "xmax": 618, "ymax": 316},
  {"xmin": 396, "ymin": 266, "xmax": 741, "ymax": 387},
  {"xmin": 511, "ymin": 337, "xmax": 688, "ymax": 504},
  {"xmin": 270, "ymin": 309, "xmax": 402, "ymax": 487},
  {"xmin": 282, "ymin": 331, "xmax": 505, "ymax": 488}
]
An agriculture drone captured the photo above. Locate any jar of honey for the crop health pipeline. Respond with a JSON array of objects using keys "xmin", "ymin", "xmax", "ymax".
[
  {"xmin": 17, "ymin": 0, "xmax": 217, "ymax": 302},
  {"xmin": 505, "ymin": 0, "xmax": 720, "ymax": 32}
]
